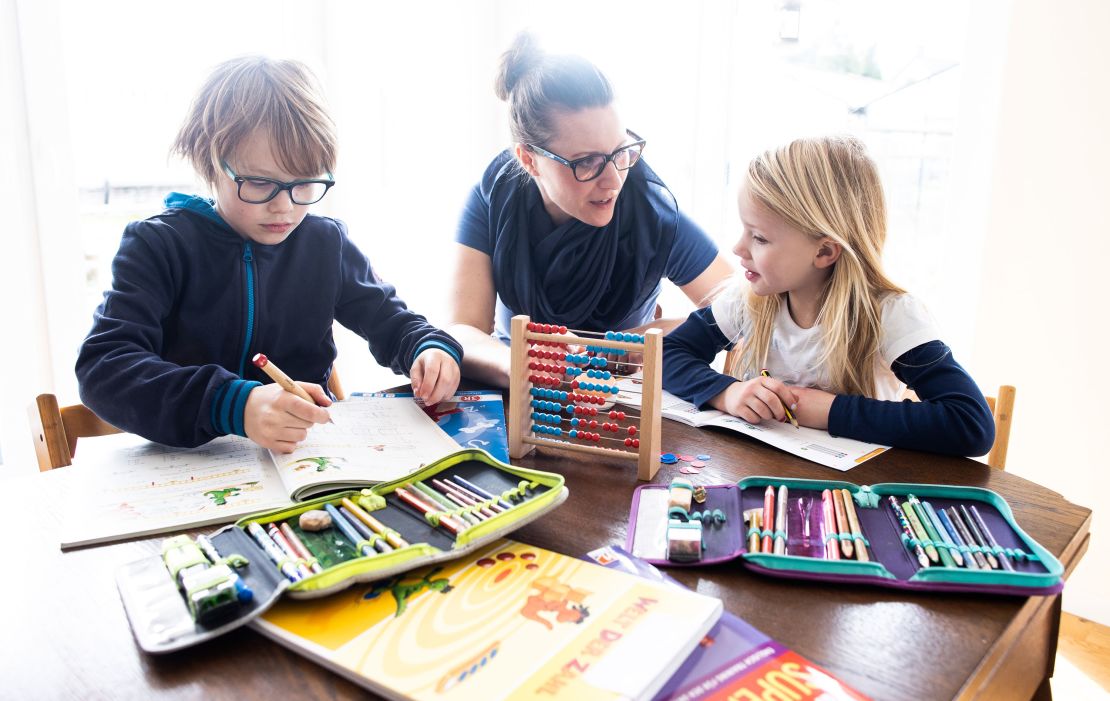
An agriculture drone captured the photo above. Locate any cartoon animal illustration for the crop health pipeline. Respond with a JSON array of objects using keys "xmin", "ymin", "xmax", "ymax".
[
  {"xmin": 290, "ymin": 456, "xmax": 344, "ymax": 472},
  {"xmin": 519, "ymin": 576, "xmax": 591, "ymax": 630},
  {"xmin": 203, "ymin": 486, "xmax": 243, "ymax": 506},
  {"xmin": 456, "ymin": 417, "xmax": 499, "ymax": 436},
  {"xmin": 363, "ymin": 567, "xmax": 454, "ymax": 617}
]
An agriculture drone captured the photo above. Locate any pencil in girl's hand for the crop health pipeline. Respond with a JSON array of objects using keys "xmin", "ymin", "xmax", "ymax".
[
  {"xmin": 759, "ymin": 369, "xmax": 799, "ymax": 428},
  {"xmin": 252, "ymin": 353, "xmax": 333, "ymax": 422}
]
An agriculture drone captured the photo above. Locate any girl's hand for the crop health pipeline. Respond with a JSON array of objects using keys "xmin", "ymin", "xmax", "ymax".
[
  {"xmin": 789, "ymin": 386, "xmax": 835, "ymax": 430},
  {"xmin": 244, "ymin": 382, "xmax": 332, "ymax": 453},
  {"xmin": 711, "ymin": 376, "xmax": 799, "ymax": 425},
  {"xmin": 412, "ymin": 349, "xmax": 461, "ymax": 406}
]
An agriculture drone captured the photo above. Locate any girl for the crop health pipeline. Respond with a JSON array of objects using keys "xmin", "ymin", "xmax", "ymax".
[
  {"xmin": 448, "ymin": 32, "xmax": 734, "ymax": 387},
  {"xmin": 662, "ymin": 136, "xmax": 994, "ymax": 456}
]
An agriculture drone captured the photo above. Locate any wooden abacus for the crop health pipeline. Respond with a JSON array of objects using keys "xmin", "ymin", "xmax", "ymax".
[{"xmin": 507, "ymin": 314, "xmax": 662, "ymax": 481}]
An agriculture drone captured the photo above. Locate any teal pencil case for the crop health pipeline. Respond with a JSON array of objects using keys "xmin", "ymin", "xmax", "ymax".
[
  {"xmin": 626, "ymin": 476, "xmax": 1064, "ymax": 595},
  {"xmin": 116, "ymin": 449, "xmax": 568, "ymax": 653}
]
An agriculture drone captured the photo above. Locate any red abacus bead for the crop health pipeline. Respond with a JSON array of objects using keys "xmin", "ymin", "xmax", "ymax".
[
  {"xmin": 618, "ymin": 411, "xmax": 626, "ymax": 420},
  {"xmin": 527, "ymin": 322, "xmax": 536, "ymax": 331},
  {"xmin": 558, "ymin": 326, "xmax": 567, "ymax": 334},
  {"xmin": 609, "ymin": 410, "xmax": 617, "ymax": 419},
  {"xmin": 624, "ymin": 438, "xmax": 633, "ymax": 447},
  {"xmin": 632, "ymin": 439, "xmax": 640, "ymax": 447},
  {"xmin": 588, "ymin": 420, "xmax": 597, "ymax": 429},
  {"xmin": 594, "ymin": 433, "xmax": 602, "ymax": 442},
  {"xmin": 590, "ymin": 408, "xmax": 598, "ymax": 416},
  {"xmin": 628, "ymin": 426, "xmax": 637, "ymax": 436},
  {"xmin": 571, "ymin": 381, "xmax": 579, "ymax": 389}
]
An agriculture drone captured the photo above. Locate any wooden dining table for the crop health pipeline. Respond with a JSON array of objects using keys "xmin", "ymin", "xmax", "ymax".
[{"xmin": 2, "ymin": 415, "xmax": 1090, "ymax": 700}]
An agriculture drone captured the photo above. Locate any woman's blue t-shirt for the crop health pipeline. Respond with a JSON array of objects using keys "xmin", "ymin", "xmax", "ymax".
[{"xmin": 455, "ymin": 152, "xmax": 718, "ymax": 342}]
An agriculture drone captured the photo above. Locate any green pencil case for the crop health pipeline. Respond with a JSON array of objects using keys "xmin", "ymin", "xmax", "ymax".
[
  {"xmin": 116, "ymin": 448, "xmax": 568, "ymax": 653},
  {"xmin": 627, "ymin": 476, "xmax": 1064, "ymax": 596}
]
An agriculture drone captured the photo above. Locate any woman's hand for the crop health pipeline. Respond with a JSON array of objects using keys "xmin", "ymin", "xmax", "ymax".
[
  {"xmin": 244, "ymin": 382, "xmax": 332, "ymax": 453},
  {"xmin": 710, "ymin": 376, "xmax": 799, "ymax": 425},
  {"xmin": 411, "ymin": 349, "xmax": 462, "ymax": 405},
  {"xmin": 789, "ymin": 386, "xmax": 834, "ymax": 430}
]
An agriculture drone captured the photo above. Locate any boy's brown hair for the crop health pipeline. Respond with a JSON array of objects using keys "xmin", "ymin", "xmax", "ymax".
[{"xmin": 172, "ymin": 56, "xmax": 337, "ymax": 188}]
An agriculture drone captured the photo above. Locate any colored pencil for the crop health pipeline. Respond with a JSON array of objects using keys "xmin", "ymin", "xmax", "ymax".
[
  {"xmin": 921, "ymin": 501, "xmax": 964, "ymax": 567},
  {"xmin": 449, "ymin": 476, "xmax": 513, "ymax": 510},
  {"xmin": 247, "ymin": 521, "xmax": 302, "ymax": 581},
  {"xmin": 323, "ymin": 503, "xmax": 376, "ymax": 557},
  {"xmin": 937, "ymin": 508, "xmax": 979, "ymax": 570},
  {"xmin": 908, "ymin": 496, "xmax": 954, "ymax": 568},
  {"xmin": 832, "ymin": 488, "xmax": 855, "ymax": 559},
  {"xmin": 773, "ymin": 485, "xmax": 789, "ymax": 554},
  {"xmin": 762, "ymin": 485, "xmax": 776, "ymax": 553},
  {"xmin": 839, "ymin": 489, "xmax": 868, "ymax": 562},
  {"xmin": 901, "ymin": 498, "xmax": 939, "ymax": 564},
  {"xmin": 339, "ymin": 497, "xmax": 404, "ymax": 550},
  {"xmin": 744, "ymin": 509, "xmax": 762, "ymax": 553},
  {"xmin": 395, "ymin": 487, "xmax": 468, "ymax": 535},
  {"xmin": 268, "ymin": 523, "xmax": 313, "ymax": 578},
  {"xmin": 279, "ymin": 522, "xmax": 323, "ymax": 573},
  {"xmin": 822, "ymin": 489, "xmax": 840, "ymax": 560}
]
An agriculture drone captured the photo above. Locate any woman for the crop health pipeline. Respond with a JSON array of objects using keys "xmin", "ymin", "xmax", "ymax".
[{"xmin": 449, "ymin": 33, "xmax": 734, "ymax": 387}]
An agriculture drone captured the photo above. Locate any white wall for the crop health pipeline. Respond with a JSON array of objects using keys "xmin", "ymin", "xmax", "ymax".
[{"xmin": 969, "ymin": 0, "xmax": 1108, "ymax": 624}]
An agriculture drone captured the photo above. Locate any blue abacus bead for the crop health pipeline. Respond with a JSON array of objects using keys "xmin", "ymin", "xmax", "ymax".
[
  {"xmin": 565, "ymin": 405, "xmax": 575, "ymax": 414},
  {"xmin": 602, "ymin": 371, "xmax": 611, "ymax": 380},
  {"xmin": 569, "ymin": 430, "xmax": 577, "ymax": 438},
  {"xmin": 596, "ymin": 357, "xmax": 607, "ymax": 368},
  {"xmin": 560, "ymin": 391, "xmax": 568, "ymax": 401},
  {"xmin": 571, "ymin": 418, "xmax": 579, "ymax": 427}
]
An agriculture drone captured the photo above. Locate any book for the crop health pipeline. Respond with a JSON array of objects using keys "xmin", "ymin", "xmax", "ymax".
[
  {"xmin": 586, "ymin": 546, "xmax": 870, "ymax": 701},
  {"xmin": 358, "ymin": 390, "xmax": 510, "ymax": 463},
  {"xmin": 250, "ymin": 539, "xmax": 723, "ymax": 701},
  {"xmin": 50, "ymin": 396, "xmax": 460, "ymax": 549},
  {"xmin": 616, "ymin": 377, "xmax": 888, "ymax": 471}
]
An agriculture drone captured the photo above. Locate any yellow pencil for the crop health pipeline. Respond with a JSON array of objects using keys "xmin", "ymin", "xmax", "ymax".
[{"xmin": 759, "ymin": 369, "xmax": 799, "ymax": 428}]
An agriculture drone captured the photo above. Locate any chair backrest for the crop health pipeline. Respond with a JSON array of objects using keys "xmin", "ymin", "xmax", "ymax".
[
  {"xmin": 984, "ymin": 385, "xmax": 1016, "ymax": 470},
  {"xmin": 29, "ymin": 393, "xmax": 120, "ymax": 471},
  {"xmin": 30, "ymin": 364, "xmax": 348, "ymax": 471}
]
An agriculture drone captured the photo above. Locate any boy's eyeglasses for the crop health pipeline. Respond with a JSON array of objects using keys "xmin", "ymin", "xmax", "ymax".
[
  {"xmin": 527, "ymin": 130, "xmax": 646, "ymax": 182},
  {"xmin": 221, "ymin": 161, "xmax": 335, "ymax": 205}
]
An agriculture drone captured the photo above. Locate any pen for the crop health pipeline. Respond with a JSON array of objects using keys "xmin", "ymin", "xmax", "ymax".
[
  {"xmin": 759, "ymin": 369, "xmax": 799, "ymax": 428},
  {"xmin": 947, "ymin": 507, "xmax": 990, "ymax": 569},
  {"xmin": 968, "ymin": 505, "xmax": 1015, "ymax": 572},
  {"xmin": 937, "ymin": 508, "xmax": 979, "ymax": 570},
  {"xmin": 960, "ymin": 505, "xmax": 1000, "ymax": 570},
  {"xmin": 773, "ymin": 484, "xmax": 788, "ymax": 555},
  {"xmin": 888, "ymin": 496, "xmax": 929, "ymax": 569}
]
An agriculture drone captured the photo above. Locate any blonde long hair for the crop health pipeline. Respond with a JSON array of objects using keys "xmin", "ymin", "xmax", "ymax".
[{"xmin": 738, "ymin": 135, "xmax": 904, "ymax": 397}]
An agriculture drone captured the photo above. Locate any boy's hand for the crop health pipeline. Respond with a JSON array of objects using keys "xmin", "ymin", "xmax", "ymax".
[
  {"xmin": 411, "ymin": 349, "xmax": 461, "ymax": 406},
  {"xmin": 244, "ymin": 382, "xmax": 332, "ymax": 453},
  {"xmin": 711, "ymin": 376, "xmax": 799, "ymax": 425}
]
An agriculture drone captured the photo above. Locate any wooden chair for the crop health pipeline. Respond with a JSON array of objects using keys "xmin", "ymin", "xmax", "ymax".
[{"xmin": 29, "ymin": 366, "xmax": 349, "ymax": 471}]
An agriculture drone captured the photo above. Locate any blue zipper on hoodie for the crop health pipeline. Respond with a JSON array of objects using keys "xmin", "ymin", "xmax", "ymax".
[{"xmin": 237, "ymin": 242, "xmax": 256, "ymax": 377}]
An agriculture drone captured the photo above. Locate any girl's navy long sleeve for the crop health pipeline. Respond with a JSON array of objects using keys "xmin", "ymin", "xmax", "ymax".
[{"xmin": 662, "ymin": 307, "xmax": 995, "ymax": 457}]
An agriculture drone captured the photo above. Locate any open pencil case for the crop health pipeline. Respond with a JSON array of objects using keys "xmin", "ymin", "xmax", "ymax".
[
  {"xmin": 116, "ymin": 448, "xmax": 568, "ymax": 653},
  {"xmin": 626, "ymin": 475, "xmax": 1064, "ymax": 596}
]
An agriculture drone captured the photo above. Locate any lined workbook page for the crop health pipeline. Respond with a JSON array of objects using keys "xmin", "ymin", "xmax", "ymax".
[
  {"xmin": 52, "ymin": 433, "xmax": 290, "ymax": 548},
  {"xmin": 271, "ymin": 396, "xmax": 460, "ymax": 500}
]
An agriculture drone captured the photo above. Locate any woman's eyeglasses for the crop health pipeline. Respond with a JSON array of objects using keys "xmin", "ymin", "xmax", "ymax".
[
  {"xmin": 527, "ymin": 130, "xmax": 646, "ymax": 182},
  {"xmin": 221, "ymin": 161, "xmax": 335, "ymax": 205}
]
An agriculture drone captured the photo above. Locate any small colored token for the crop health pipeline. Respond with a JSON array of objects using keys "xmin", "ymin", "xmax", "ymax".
[
  {"xmin": 678, "ymin": 467, "xmax": 700, "ymax": 475},
  {"xmin": 678, "ymin": 454, "xmax": 695, "ymax": 462},
  {"xmin": 696, "ymin": 454, "xmax": 711, "ymax": 461},
  {"xmin": 689, "ymin": 460, "xmax": 706, "ymax": 468},
  {"xmin": 660, "ymin": 453, "xmax": 678, "ymax": 464}
]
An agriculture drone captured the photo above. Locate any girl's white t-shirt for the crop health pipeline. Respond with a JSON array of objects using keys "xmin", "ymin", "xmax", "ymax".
[{"xmin": 711, "ymin": 291, "xmax": 941, "ymax": 401}]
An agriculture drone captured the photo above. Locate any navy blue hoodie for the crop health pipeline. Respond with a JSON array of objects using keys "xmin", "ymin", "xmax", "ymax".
[{"xmin": 76, "ymin": 194, "xmax": 462, "ymax": 448}]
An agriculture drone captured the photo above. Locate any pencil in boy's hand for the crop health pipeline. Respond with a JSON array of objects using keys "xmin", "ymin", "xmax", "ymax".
[
  {"xmin": 759, "ymin": 369, "xmax": 799, "ymax": 428},
  {"xmin": 252, "ymin": 354, "xmax": 333, "ymax": 424}
]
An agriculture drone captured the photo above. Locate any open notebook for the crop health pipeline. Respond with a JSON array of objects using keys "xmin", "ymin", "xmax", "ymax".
[{"xmin": 49, "ymin": 396, "xmax": 459, "ymax": 548}]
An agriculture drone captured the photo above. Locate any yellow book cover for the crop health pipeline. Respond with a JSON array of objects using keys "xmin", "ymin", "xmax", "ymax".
[{"xmin": 253, "ymin": 539, "xmax": 722, "ymax": 700}]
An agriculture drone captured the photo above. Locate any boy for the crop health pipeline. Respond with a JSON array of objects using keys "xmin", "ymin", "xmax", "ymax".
[{"xmin": 77, "ymin": 56, "xmax": 461, "ymax": 452}]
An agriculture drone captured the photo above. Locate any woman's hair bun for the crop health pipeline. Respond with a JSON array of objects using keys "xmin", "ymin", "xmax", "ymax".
[{"xmin": 495, "ymin": 31, "xmax": 543, "ymax": 101}]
